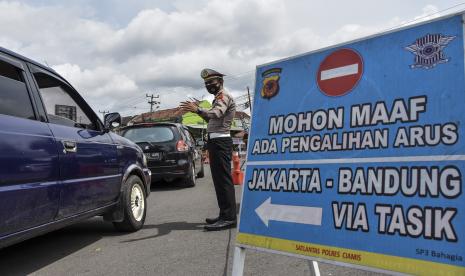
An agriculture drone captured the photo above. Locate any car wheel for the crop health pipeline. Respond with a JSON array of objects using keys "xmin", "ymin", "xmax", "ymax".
[
  {"xmin": 113, "ymin": 175, "xmax": 146, "ymax": 232},
  {"xmin": 184, "ymin": 162, "xmax": 196, "ymax": 187},
  {"xmin": 197, "ymin": 162, "xmax": 205, "ymax": 178}
]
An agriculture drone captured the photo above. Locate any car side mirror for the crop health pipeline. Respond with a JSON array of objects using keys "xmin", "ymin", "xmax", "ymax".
[{"xmin": 104, "ymin": 112, "xmax": 121, "ymax": 132}]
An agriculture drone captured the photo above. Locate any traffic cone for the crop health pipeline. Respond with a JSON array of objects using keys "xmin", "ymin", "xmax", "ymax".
[{"xmin": 231, "ymin": 151, "xmax": 244, "ymax": 185}]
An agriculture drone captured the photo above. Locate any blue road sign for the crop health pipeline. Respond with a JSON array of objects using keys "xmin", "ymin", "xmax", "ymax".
[{"xmin": 237, "ymin": 13, "xmax": 465, "ymax": 275}]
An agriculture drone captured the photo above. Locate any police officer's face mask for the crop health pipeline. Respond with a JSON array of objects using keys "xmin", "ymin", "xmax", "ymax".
[{"xmin": 205, "ymin": 80, "xmax": 222, "ymax": 95}]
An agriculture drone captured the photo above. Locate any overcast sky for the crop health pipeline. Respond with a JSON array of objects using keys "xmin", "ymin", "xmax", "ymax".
[{"xmin": 0, "ymin": 0, "xmax": 463, "ymax": 117}]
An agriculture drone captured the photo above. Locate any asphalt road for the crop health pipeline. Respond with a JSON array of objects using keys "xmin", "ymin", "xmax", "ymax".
[{"xmin": 0, "ymin": 167, "xmax": 384, "ymax": 276}]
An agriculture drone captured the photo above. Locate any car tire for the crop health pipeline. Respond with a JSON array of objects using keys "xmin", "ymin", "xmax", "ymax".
[
  {"xmin": 184, "ymin": 162, "xmax": 196, "ymax": 187},
  {"xmin": 113, "ymin": 175, "xmax": 146, "ymax": 232},
  {"xmin": 197, "ymin": 162, "xmax": 205, "ymax": 178}
]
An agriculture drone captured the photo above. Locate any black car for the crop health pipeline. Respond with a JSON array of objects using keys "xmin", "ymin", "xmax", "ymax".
[{"xmin": 121, "ymin": 123, "xmax": 204, "ymax": 187}]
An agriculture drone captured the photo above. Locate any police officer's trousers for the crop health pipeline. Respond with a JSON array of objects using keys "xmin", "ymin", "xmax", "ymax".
[{"xmin": 207, "ymin": 137, "xmax": 237, "ymax": 221}]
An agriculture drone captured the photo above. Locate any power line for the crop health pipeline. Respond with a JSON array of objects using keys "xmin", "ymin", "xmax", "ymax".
[
  {"xmin": 122, "ymin": 96, "xmax": 147, "ymax": 105},
  {"xmin": 91, "ymin": 2, "xmax": 465, "ymax": 120},
  {"xmin": 385, "ymin": 2, "xmax": 465, "ymax": 32},
  {"xmin": 223, "ymin": 70, "xmax": 256, "ymax": 80},
  {"xmin": 110, "ymin": 2, "xmax": 465, "ymax": 114},
  {"xmin": 234, "ymin": 94, "xmax": 249, "ymax": 100},
  {"xmin": 218, "ymin": 2, "xmax": 465, "ymax": 87},
  {"xmin": 224, "ymin": 74, "xmax": 255, "ymax": 84},
  {"xmin": 116, "ymin": 98, "xmax": 147, "ymax": 108},
  {"xmin": 146, "ymin": 93, "xmax": 160, "ymax": 112},
  {"xmin": 110, "ymin": 95, "xmax": 147, "ymax": 109},
  {"xmin": 116, "ymin": 94, "xmax": 145, "ymax": 104}
]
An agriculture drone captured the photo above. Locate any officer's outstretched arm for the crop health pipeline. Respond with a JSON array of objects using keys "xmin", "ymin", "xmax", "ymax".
[
  {"xmin": 197, "ymin": 112, "xmax": 210, "ymax": 122},
  {"xmin": 198, "ymin": 97, "xmax": 229, "ymax": 119}
]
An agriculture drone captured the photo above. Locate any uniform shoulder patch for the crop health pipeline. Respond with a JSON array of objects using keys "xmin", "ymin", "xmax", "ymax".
[
  {"xmin": 215, "ymin": 94, "xmax": 227, "ymax": 106},
  {"xmin": 215, "ymin": 93, "xmax": 224, "ymax": 100}
]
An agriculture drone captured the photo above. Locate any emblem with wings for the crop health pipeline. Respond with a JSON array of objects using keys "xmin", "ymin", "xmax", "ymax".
[{"xmin": 405, "ymin": 34, "xmax": 456, "ymax": 69}]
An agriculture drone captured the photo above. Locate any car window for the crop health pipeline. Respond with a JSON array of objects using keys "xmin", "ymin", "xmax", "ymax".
[
  {"xmin": 187, "ymin": 131, "xmax": 195, "ymax": 143},
  {"xmin": 32, "ymin": 72, "xmax": 96, "ymax": 130},
  {"xmin": 0, "ymin": 59, "xmax": 35, "ymax": 120},
  {"xmin": 123, "ymin": 126, "xmax": 175, "ymax": 143},
  {"xmin": 182, "ymin": 127, "xmax": 195, "ymax": 145},
  {"xmin": 179, "ymin": 127, "xmax": 188, "ymax": 141}
]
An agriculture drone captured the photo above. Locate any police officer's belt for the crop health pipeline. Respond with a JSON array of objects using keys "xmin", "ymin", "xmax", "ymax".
[{"xmin": 208, "ymin": 133, "xmax": 230, "ymax": 139}]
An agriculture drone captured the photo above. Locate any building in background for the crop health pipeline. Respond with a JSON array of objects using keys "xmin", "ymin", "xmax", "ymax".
[{"xmin": 125, "ymin": 100, "xmax": 250, "ymax": 143}]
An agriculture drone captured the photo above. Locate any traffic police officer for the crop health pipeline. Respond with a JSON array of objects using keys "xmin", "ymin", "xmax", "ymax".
[{"xmin": 180, "ymin": 68, "xmax": 237, "ymax": 231}]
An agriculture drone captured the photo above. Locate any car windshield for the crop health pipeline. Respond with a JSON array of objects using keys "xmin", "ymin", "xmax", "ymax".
[{"xmin": 123, "ymin": 126, "xmax": 174, "ymax": 143}]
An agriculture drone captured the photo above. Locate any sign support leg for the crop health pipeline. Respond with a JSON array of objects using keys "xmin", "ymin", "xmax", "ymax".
[
  {"xmin": 232, "ymin": 246, "xmax": 246, "ymax": 276},
  {"xmin": 308, "ymin": 261, "xmax": 320, "ymax": 276}
]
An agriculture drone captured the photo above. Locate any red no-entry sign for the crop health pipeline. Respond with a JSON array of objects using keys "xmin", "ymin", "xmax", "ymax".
[{"xmin": 317, "ymin": 48, "xmax": 363, "ymax": 96}]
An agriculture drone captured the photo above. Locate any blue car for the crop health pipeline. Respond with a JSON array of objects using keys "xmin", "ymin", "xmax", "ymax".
[{"xmin": 0, "ymin": 47, "xmax": 151, "ymax": 249}]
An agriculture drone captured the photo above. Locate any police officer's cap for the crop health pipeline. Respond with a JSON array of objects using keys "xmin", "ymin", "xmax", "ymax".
[{"xmin": 201, "ymin": 68, "xmax": 225, "ymax": 81}]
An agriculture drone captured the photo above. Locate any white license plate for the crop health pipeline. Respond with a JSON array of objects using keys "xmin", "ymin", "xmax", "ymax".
[{"xmin": 145, "ymin": 152, "xmax": 161, "ymax": 160}]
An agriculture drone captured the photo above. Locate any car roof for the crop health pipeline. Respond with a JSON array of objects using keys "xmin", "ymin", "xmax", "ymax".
[
  {"xmin": 121, "ymin": 122, "xmax": 184, "ymax": 130},
  {"xmin": 0, "ymin": 47, "xmax": 73, "ymax": 87},
  {"xmin": 1, "ymin": 47, "xmax": 58, "ymax": 74}
]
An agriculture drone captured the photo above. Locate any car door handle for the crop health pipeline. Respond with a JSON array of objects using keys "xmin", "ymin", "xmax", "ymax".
[{"xmin": 62, "ymin": 140, "xmax": 77, "ymax": 153}]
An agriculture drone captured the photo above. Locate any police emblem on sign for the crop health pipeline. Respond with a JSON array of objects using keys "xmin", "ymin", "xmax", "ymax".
[
  {"xmin": 261, "ymin": 68, "xmax": 282, "ymax": 99},
  {"xmin": 405, "ymin": 33, "xmax": 456, "ymax": 69}
]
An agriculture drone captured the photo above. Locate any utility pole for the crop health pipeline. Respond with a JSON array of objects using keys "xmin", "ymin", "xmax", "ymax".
[
  {"xmin": 146, "ymin": 93, "xmax": 160, "ymax": 113},
  {"xmin": 99, "ymin": 110, "xmax": 109, "ymax": 118},
  {"xmin": 246, "ymin": 86, "xmax": 252, "ymax": 112}
]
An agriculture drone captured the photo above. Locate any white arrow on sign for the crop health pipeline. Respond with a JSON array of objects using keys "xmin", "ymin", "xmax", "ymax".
[{"xmin": 255, "ymin": 197, "xmax": 323, "ymax": 227}]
